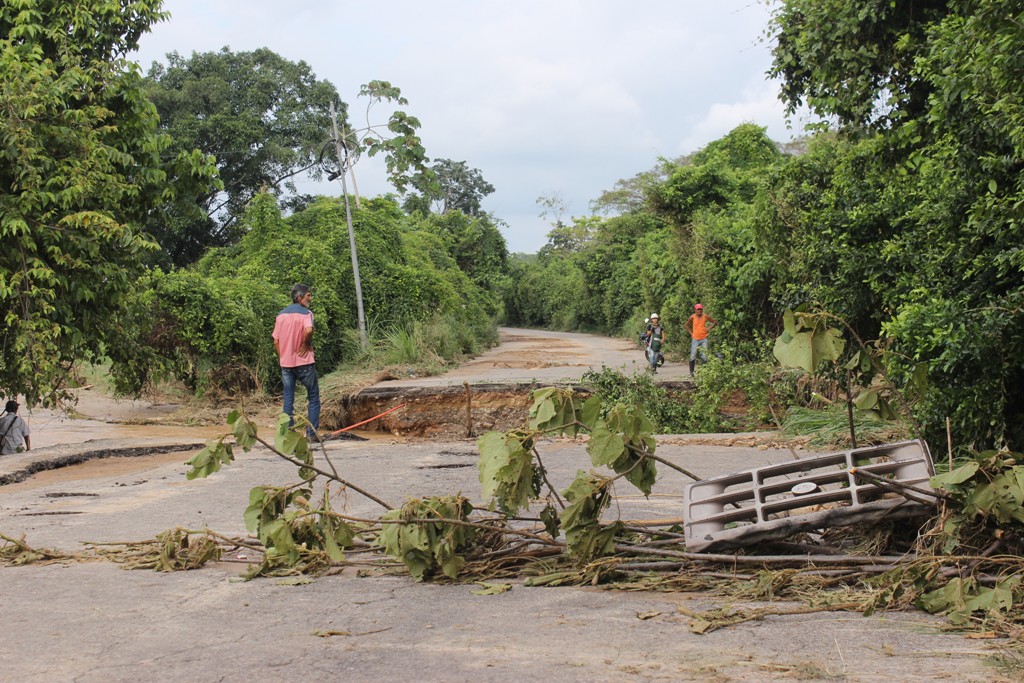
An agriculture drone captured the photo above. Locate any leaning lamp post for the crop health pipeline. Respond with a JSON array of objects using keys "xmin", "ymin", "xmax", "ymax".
[{"xmin": 329, "ymin": 100, "xmax": 367, "ymax": 349}]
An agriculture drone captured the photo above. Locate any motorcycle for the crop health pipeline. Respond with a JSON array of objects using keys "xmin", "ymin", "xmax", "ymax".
[{"xmin": 640, "ymin": 337, "xmax": 665, "ymax": 368}]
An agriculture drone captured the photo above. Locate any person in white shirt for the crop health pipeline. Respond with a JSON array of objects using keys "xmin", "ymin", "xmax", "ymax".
[{"xmin": 0, "ymin": 400, "xmax": 31, "ymax": 455}]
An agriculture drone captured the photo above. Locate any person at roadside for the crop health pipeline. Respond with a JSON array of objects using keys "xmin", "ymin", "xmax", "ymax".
[
  {"xmin": 647, "ymin": 313, "xmax": 665, "ymax": 374},
  {"xmin": 685, "ymin": 303, "xmax": 718, "ymax": 375},
  {"xmin": 0, "ymin": 400, "xmax": 31, "ymax": 455},
  {"xmin": 272, "ymin": 284, "xmax": 320, "ymax": 438}
]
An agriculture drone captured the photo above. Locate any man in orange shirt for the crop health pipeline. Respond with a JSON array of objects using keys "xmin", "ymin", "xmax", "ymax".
[{"xmin": 685, "ymin": 303, "xmax": 717, "ymax": 375}]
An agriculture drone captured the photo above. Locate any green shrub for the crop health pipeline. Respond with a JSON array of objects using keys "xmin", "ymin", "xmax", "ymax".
[
  {"xmin": 580, "ymin": 367, "xmax": 690, "ymax": 433},
  {"xmin": 687, "ymin": 354, "xmax": 776, "ymax": 432},
  {"xmin": 115, "ymin": 193, "xmax": 506, "ymax": 396}
]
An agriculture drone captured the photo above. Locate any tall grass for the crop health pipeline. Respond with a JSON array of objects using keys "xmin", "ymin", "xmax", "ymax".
[
  {"xmin": 339, "ymin": 313, "xmax": 499, "ymax": 374},
  {"xmin": 381, "ymin": 327, "xmax": 420, "ymax": 365},
  {"xmin": 782, "ymin": 406, "xmax": 908, "ymax": 448}
]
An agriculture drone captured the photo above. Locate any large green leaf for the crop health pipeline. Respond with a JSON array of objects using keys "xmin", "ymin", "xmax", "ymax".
[
  {"xmin": 782, "ymin": 308, "xmax": 797, "ymax": 339},
  {"xmin": 919, "ymin": 575, "xmax": 1022, "ymax": 624},
  {"xmin": 185, "ymin": 439, "xmax": 233, "ymax": 480},
  {"xmin": 477, "ymin": 430, "xmax": 536, "ymax": 514},
  {"xmin": 243, "ymin": 487, "xmax": 268, "ymax": 532},
  {"xmin": 930, "ymin": 461, "xmax": 979, "ymax": 488},
  {"xmin": 229, "ymin": 411, "xmax": 257, "ymax": 450},
  {"xmin": 853, "ymin": 389, "xmax": 879, "ymax": 410},
  {"xmin": 376, "ymin": 496, "xmax": 476, "ymax": 581},
  {"xmin": 560, "ymin": 472, "xmax": 620, "ymax": 562},
  {"xmin": 529, "ymin": 389, "xmax": 559, "ymax": 429},
  {"xmin": 587, "ymin": 419, "xmax": 625, "ymax": 467},
  {"xmin": 528, "ymin": 387, "xmax": 585, "ymax": 435},
  {"xmin": 774, "ymin": 328, "xmax": 846, "ymax": 372}
]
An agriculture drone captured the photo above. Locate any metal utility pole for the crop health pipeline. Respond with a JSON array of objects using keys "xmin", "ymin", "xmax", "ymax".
[
  {"xmin": 330, "ymin": 100, "xmax": 367, "ymax": 348},
  {"xmin": 341, "ymin": 121, "xmax": 362, "ymax": 209}
]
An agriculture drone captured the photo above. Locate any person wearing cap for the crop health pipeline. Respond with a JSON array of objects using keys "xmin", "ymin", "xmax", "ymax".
[
  {"xmin": 685, "ymin": 303, "xmax": 717, "ymax": 375},
  {"xmin": 646, "ymin": 313, "xmax": 665, "ymax": 374},
  {"xmin": 0, "ymin": 400, "xmax": 31, "ymax": 455}
]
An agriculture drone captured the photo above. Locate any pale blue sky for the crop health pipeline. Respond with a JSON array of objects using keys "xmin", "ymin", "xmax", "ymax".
[{"xmin": 134, "ymin": 0, "xmax": 808, "ymax": 253}]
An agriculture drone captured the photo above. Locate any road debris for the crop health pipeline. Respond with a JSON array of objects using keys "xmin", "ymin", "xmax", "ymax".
[{"xmin": 682, "ymin": 440, "xmax": 937, "ymax": 552}]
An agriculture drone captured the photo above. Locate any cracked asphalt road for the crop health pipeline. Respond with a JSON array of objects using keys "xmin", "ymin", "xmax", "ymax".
[{"xmin": 0, "ymin": 328, "xmax": 1007, "ymax": 682}]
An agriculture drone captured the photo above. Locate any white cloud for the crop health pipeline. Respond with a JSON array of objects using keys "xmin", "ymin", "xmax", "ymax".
[
  {"xmin": 135, "ymin": 0, "xmax": 815, "ymax": 253},
  {"xmin": 676, "ymin": 79, "xmax": 790, "ymax": 156}
]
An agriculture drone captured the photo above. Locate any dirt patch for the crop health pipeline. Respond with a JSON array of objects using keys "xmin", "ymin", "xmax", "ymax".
[
  {"xmin": 658, "ymin": 433, "xmax": 813, "ymax": 450},
  {"xmin": 720, "ymin": 389, "xmax": 751, "ymax": 417},
  {"xmin": 0, "ymin": 444, "xmax": 203, "ymax": 487},
  {"xmin": 339, "ymin": 388, "xmax": 536, "ymax": 438},
  {"xmin": 486, "ymin": 360, "xmax": 588, "ymax": 369},
  {"xmin": 499, "ymin": 334, "xmax": 575, "ymax": 344}
]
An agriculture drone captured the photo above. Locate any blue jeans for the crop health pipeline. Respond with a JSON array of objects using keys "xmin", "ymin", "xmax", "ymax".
[
  {"xmin": 281, "ymin": 364, "xmax": 320, "ymax": 435},
  {"xmin": 690, "ymin": 338, "xmax": 709, "ymax": 362}
]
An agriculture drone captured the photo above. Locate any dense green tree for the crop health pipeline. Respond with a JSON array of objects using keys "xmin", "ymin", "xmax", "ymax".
[
  {"xmin": 509, "ymin": 125, "xmax": 785, "ymax": 342},
  {"xmin": 144, "ymin": 48, "xmax": 341, "ymax": 265},
  {"xmin": 116, "ymin": 194, "xmax": 501, "ymax": 394},
  {"xmin": 755, "ymin": 133, "xmax": 906, "ymax": 335},
  {"xmin": 0, "ymin": 0, "xmax": 218, "ymax": 406},
  {"xmin": 418, "ymin": 211, "xmax": 508, "ymax": 307},
  {"xmin": 403, "ymin": 158, "xmax": 495, "ymax": 216},
  {"xmin": 769, "ymin": 0, "xmax": 949, "ymax": 129},
  {"xmin": 590, "ymin": 159, "xmax": 675, "ymax": 216},
  {"xmin": 537, "ymin": 216, "xmax": 599, "ymax": 260},
  {"xmin": 769, "ymin": 0, "xmax": 1024, "ymax": 449}
]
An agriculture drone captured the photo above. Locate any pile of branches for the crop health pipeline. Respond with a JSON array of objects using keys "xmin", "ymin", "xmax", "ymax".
[{"xmin": 6, "ymin": 389, "xmax": 1024, "ymax": 638}]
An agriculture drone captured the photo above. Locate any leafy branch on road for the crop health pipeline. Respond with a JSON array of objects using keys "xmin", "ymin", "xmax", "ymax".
[
  {"xmin": 171, "ymin": 389, "xmax": 1024, "ymax": 636},
  {"xmin": 6, "ymin": 389, "xmax": 1024, "ymax": 637}
]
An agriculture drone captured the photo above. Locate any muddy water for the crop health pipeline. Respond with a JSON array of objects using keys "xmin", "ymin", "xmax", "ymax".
[
  {"xmin": 0, "ymin": 449, "xmax": 195, "ymax": 493},
  {"xmin": 26, "ymin": 419, "xmax": 227, "ymax": 450},
  {"xmin": 3, "ymin": 394, "xmax": 236, "ymax": 489}
]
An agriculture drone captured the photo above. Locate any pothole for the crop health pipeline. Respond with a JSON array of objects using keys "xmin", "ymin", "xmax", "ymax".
[
  {"xmin": 417, "ymin": 463, "xmax": 475, "ymax": 470},
  {"xmin": 43, "ymin": 492, "xmax": 101, "ymax": 498},
  {"xmin": 327, "ymin": 383, "xmax": 578, "ymax": 438},
  {"xmin": 20, "ymin": 511, "xmax": 86, "ymax": 516}
]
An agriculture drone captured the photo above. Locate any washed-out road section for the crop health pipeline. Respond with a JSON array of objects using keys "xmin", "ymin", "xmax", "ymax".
[{"xmin": 0, "ymin": 328, "xmax": 1003, "ymax": 682}]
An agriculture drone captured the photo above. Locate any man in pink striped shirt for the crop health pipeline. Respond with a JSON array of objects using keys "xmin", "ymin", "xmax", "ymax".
[{"xmin": 272, "ymin": 283, "xmax": 319, "ymax": 437}]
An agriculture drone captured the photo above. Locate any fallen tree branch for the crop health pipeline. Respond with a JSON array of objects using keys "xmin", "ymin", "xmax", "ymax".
[
  {"xmin": 646, "ymin": 453, "xmax": 704, "ymax": 482},
  {"xmin": 613, "ymin": 544, "xmax": 915, "ymax": 566},
  {"xmin": 849, "ymin": 467, "xmax": 947, "ymax": 504},
  {"xmin": 255, "ymin": 435, "xmax": 394, "ymax": 510}
]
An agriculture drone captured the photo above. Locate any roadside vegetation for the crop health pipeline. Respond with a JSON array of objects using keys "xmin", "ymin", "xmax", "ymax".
[
  {"xmin": 5, "ymin": 0, "xmax": 1023, "ymax": 458},
  {"xmin": 501, "ymin": 0, "xmax": 1024, "ymax": 456},
  {"xmin": 4, "ymin": 0, "xmax": 1023, "ymax": 456},
  {"xmin": 5, "ymin": 0, "xmax": 1024, "ymax": 661}
]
